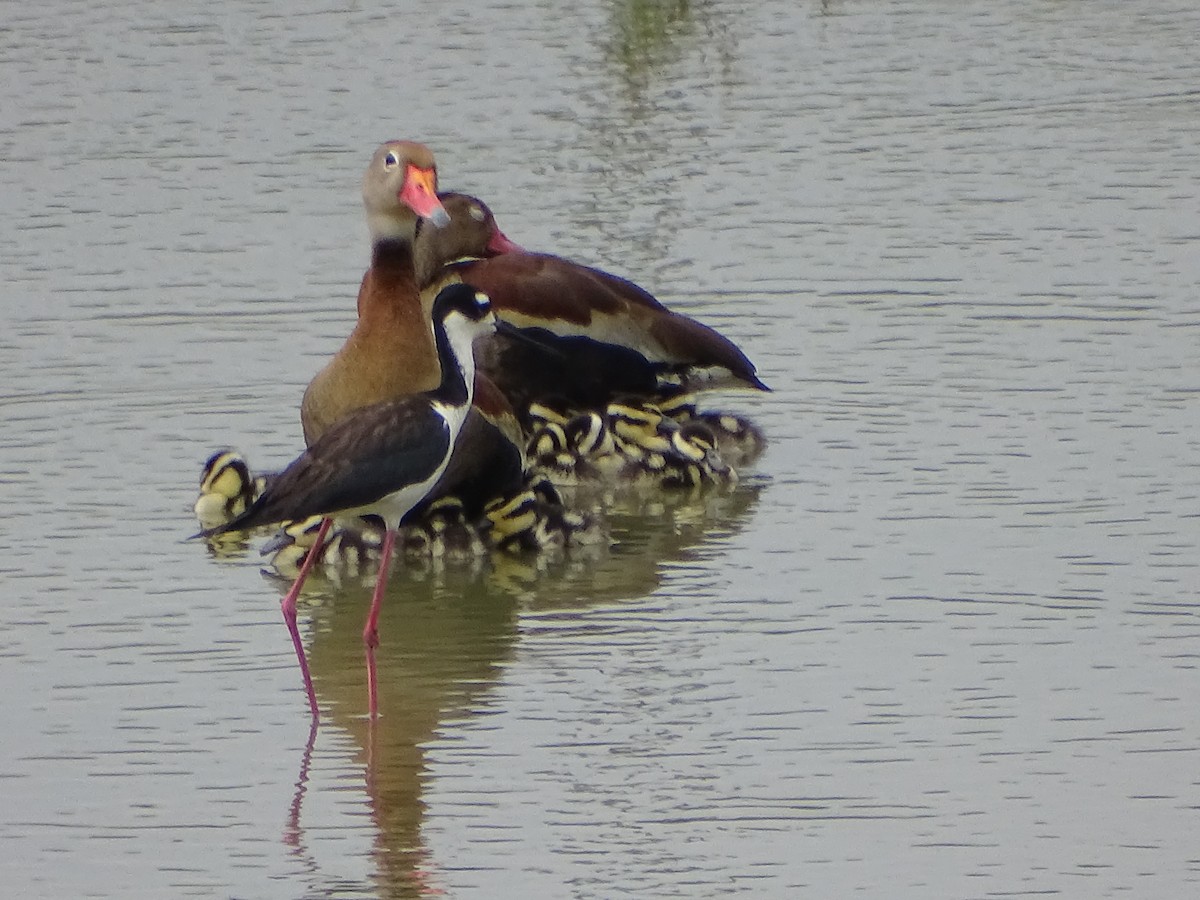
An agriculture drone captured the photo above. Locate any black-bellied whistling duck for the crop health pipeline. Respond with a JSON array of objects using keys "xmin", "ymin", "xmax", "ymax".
[
  {"xmin": 415, "ymin": 192, "xmax": 769, "ymax": 418},
  {"xmin": 298, "ymin": 141, "xmax": 529, "ymax": 555},
  {"xmin": 197, "ymin": 285, "xmax": 499, "ymax": 719},
  {"xmin": 301, "ymin": 141, "xmax": 450, "ymax": 443}
]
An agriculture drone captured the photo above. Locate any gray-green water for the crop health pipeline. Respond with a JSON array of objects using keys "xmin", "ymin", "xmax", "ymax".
[{"xmin": 2, "ymin": 1, "xmax": 1198, "ymax": 897}]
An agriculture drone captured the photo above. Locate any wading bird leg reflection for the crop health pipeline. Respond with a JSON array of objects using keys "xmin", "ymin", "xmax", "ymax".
[
  {"xmin": 363, "ymin": 527, "xmax": 397, "ymax": 718},
  {"xmin": 284, "ymin": 717, "xmax": 320, "ymax": 856}
]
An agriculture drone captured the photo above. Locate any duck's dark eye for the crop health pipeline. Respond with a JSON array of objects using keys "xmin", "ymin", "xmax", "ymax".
[
  {"xmin": 384, "ymin": 152, "xmax": 400, "ymax": 169},
  {"xmin": 474, "ymin": 292, "xmax": 491, "ymax": 313}
]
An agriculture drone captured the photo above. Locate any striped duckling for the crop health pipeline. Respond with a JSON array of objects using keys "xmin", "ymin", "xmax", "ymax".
[
  {"xmin": 401, "ymin": 495, "xmax": 489, "ymax": 561},
  {"xmin": 194, "ymin": 450, "xmax": 267, "ymax": 527},
  {"xmin": 526, "ymin": 410, "xmax": 624, "ymax": 485},
  {"xmin": 605, "ymin": 398, "xmax": 737, "ymax": 488},
  {"xmin": 659, "ymin": 421, "xmax": 737, "ymax": 489},
  {"xmin": 481, "ymin": 474, "xmax": 603, "ymax": 553},
  {"xmin": 656, "ymin": 391, "xmax": 766, "ymax": 468},
  {"xmin": 261, "ymin": 515, "xmax": 385, "ymax": 581}
]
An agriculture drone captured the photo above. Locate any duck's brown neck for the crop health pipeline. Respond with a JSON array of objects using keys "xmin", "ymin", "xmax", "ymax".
[
  {"xmin": 348, "ymin": 236, "xmax": 438, "ymax": 385},
  {"xmin": 356, "ymin": 238, "xmax": 420, "ymax": 320}
]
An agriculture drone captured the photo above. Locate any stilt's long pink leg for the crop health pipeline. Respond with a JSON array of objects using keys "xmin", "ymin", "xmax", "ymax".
[
  {"xmin": 363, "ymin": 528, "xmax": 397, "ymax": 719},
  {"xmin": 281, "ymin": 516, "xmax": 333, "ymax": 718}
]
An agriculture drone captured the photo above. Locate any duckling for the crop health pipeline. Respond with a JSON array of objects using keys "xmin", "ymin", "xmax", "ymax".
[
  {"xmin": 482, "ymin": 489, "xmax": 541, "ymax": 553},
  {"xmin": 660, "ymin": 422, "xmax": 737, "ymax": 489},
  {"xmin": 525, "ymin": 395, "xmax": 576, "ymax": 430},
  {"xmin": 647, "ymin": 387, "xmax": 765, "ymax": 467},
  {"xmin": 527, "ymin": 421, "xmax": 588, "ymax": 486},
  {"xmin": 194, "ymin": 450, "xmax": 266, "ymax": 526},
  {"xmin": 531, "ymin": 498, "xmax": 605, "ymax": 550},
  {"xmin": 606, "ymin": 399, "xmax": 702, "ymax": 482},
  {"xmin": 260, "ymin": 515, "xmax": 327, "ymax": 559},
  {"xmin": 523, "ymin": 470, "xmax": 603, "ymax": 546},
  {"xmin": 528, "ymin": 421, "xmax": 569, "ymax": 458},
  {"xmin": 403, "ymin": 495, "xmax": 489, "ymax": 561},
  {"xmin": 656, "ymin": 390, "xmax": 698, "ymax": 422},
  {"xmin": 564, "ymin": 411, "xmax": 618, "ymax": 459},
  {"xmin": 481, "ymin": 477, "xmax": 603, "ymax": 553},
  {"xmin": 525, "ymin": 471, "xmax": 565, "ymax": 507},
  {"xmin": 606, "ymin": 399, "xmax": 671, "ymax": 456},
  {"xmin": 262, "ymin": 515, "xmax": 385, "ymax": 579},
  {"xmin": 564, "ymin": 410, "xmax": 626, "ymax": 480},
  {"xmin": 527, "ymin": 411, "xmax": 626, "ymax": 485},
  {"xmin": 691, "ymin": 410, "xmax": 767, "ymax": 467}
]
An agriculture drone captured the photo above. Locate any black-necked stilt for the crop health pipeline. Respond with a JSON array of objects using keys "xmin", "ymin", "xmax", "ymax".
[{"xmin": 196, "ymin": 284, "xmax": 498, "ymax": 718}]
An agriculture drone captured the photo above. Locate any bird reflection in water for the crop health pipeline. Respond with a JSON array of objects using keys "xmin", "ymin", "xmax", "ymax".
[{"xmin": 277, "ymin": 479, "xmax": 761, "ymax": 896}]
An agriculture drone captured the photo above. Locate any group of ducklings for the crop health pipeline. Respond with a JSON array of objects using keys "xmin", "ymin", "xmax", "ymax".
[
  {"xmin": 195, "ymin": 389, "xmax": 760, "ymax": 580},
  {"xmin": 196, "ymin": 450, "xmax": 599, "ymax": 577},
  {"xmin": 524, "ymin": 392, "xmax": 759, "ymax": 489}
]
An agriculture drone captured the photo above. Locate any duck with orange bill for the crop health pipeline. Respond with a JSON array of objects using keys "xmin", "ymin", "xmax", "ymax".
[{"xmin": 298, "ymin": 141, "xmax": 585, "ymax": 554}]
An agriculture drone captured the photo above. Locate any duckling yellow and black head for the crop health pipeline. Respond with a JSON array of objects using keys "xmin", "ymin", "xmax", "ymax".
[
  {"xmin": 668, "ymin": 425, "xmax": 710, "ymax": 465},
  {"xmin": 528, "ymin": 421, "xmax": 569, "ymax": 459},
  {"xmin": 656, "ymin": 389, "xmax": 698, "ymax": 422},
  {"xmin": 525, "ymin": 472, "xmax": 565, "ymax": 508},
  {"xmin": 530, "ymin": 418, "xmax": 612, "ymax": 485},
  {"xmin": 565, "ymin": 411, "xmax": 617, "ymax": 458},
  {"xmin": 606, "ymin": 399, "xmax": 674, "ymax": 456},
  {"xmin": 692, "ymin": 410, "xmax": 767, "ymax": 468},
  {"xmin": 194, "ymin": 449, "xmax": 262, "ymax": 526},
  {"xmin": 663, "ymin": 422, "xmax": 739, "ymax": 488},
  {"xmin": 481, "ymin": 476, "xmax": 602, "ymax": 553},
  {"xmin": 526, "ymin": 395, "xmax": 577, "ymax": 430},
  {"xmin": 482, "ymin": 490, "xmax": 540, "ymax": 549},
  {"xmin": 260, "ymin": 515, "xmax": 327, "ymax": 557},
  {"xmin": 261, "ymin": 516, "xmax": 385, "ymax": 578},
  {"xmin": 407, "ymin": 494, "xmax": 489, "ymax": 560}
]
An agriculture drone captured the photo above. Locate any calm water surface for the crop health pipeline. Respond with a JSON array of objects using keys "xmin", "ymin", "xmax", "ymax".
[{"xmin": 1, "ymin": 1, "xmax": 1198, "ymax": 897}]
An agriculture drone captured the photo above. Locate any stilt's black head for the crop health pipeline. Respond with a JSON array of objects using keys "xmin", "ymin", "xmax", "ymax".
[{"xmin": 431, "ymin": 283, "xmax": 493, "ymax": 326}]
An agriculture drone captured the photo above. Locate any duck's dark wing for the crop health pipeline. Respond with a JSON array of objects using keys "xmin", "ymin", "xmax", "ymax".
[{"xmin": 455, "ymin": 252, "xmax": 767, "ymax": 391}]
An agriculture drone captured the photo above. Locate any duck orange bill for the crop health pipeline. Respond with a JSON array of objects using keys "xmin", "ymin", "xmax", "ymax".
[{"xmin": 399, "ymin": 164, "xmax": 450, "ymax": 227}]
